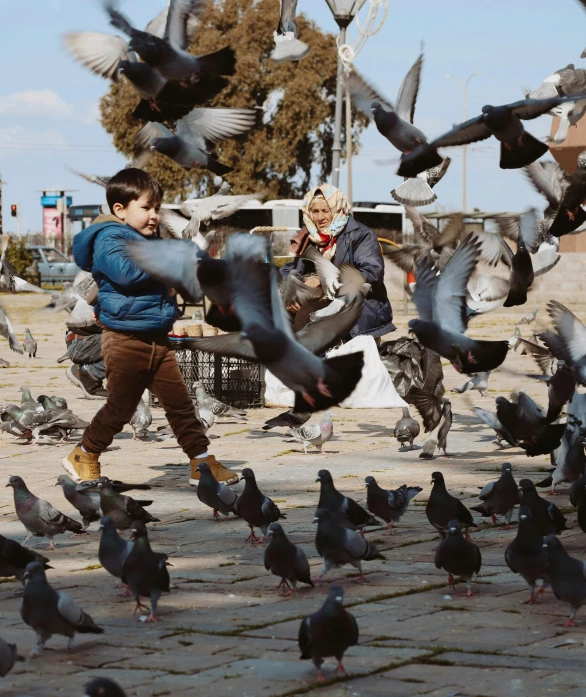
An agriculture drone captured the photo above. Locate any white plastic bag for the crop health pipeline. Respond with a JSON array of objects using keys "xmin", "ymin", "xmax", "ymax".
[{"xmin": 264, "ymin": 369, "xmax": 295, "ymax": 407}]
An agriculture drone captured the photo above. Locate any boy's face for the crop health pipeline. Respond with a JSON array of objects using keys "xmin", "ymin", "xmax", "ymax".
[{"xmin": 112, "ymin": 193, "xmax": 160, "ymax": 237}]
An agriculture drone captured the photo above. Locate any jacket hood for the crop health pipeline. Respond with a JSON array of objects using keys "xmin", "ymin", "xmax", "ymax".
[{"xmin": 73, "ymin": 215, "xmax": 128, "ymax": 272}]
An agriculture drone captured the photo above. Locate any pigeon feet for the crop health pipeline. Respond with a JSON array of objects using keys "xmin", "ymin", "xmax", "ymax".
[
  {"xmin": 465, "ymin": 589, "xmax": 476, "ymax": 598},
  {"xmin": 568, "ymin": 210, "xmax": 576, "ymax": 221},
  {"xmin": 117, "ymin": 584, "xmax": 132, "ymax": 597},
  {"xmin": 523, "ymin": 593, "xmax": 539, "ymax": 605},
  {"xmin": 145, "ymin": 613, "xmax": 158, "ymax": 623},
  {"xmin": 354, "ymin": 573, "xmax": 369, "ymax": 584},
  {"xmin": 562, "ymin": 618, "xmax": 576, "ymax": 627},
  {"xmin": 500, "ymin": 524, "xmax": 511, "ymax": 530},
  {"xmin": 335, "ymin": 662, "xmax": 347, "ymax": 676},
  {"xmin": 491, "ymin": 514, "xmax": 498, "ymax": 525},
  {"xmin": 133, "ymin": 600, "xmax": 149, "ymax": 615},
  {"xmin": 47, "ymin": 541, "xmax": 56, "ymax": 551},
  {"xmin": 245, "ymin": 529, "xmax": 259, "ymax": 544},
  {"xmin": 316, "ymin": 379, "xmax": 332, "ymax": 398},
  {"xmin": 276, "ymin": 579, "xmax": 293, "ymax": 596},
  {"xmin": 301, "ymin": 391, "xmax": 316, "ymax": 408},
  {"xmin": 316, "ymin": 671, "xmax": 326, "ymax": 683},
  {"xmin": 314, "ymin": 575, "xmax": 324, "ymax": 586},
  {"xmin": 448, "ymin": 574, "xmax": 456, "ymax": 589}
]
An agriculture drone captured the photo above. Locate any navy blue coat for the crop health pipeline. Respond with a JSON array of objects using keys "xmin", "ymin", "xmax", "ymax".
[
  {"xmin": 280, "ymin": 217, "xmax": 395, "ymax": 338},
  {"xmin": 73, "ymin": 215, "xmax": 180, "ymax": 333}
]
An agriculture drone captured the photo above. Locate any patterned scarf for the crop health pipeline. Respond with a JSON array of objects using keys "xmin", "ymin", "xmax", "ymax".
[{"xmin": 302, "ymin": 184, "xmax": 350, "ymax": 260}]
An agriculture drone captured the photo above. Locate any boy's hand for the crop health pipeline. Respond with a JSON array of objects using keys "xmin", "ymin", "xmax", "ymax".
[{"xmin": 92, "ymin": 312, "xmax": 106, "ymax": 330}]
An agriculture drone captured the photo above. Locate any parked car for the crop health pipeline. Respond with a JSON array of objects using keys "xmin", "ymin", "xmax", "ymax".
[{"xmin": 27, "ymin": 246, "xmax": 80, "ymax": 284}]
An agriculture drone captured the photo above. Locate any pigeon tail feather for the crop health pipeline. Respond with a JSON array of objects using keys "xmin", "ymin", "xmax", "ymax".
[{"xmin": 499, "ymin": 134, "xmax": 549, "ymax": 170}]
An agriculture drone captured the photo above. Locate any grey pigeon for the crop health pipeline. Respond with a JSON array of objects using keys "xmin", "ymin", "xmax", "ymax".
[
  {"xmin": 503, "ymin": 209, "xmax": 540, "ymax": 307},
  {"xmin": 306, "ymin": 264, "xmax": 370, "ymax": 321},
  {"xmin": 0, "ymin": 534, "xmax": 51, "ymax": 585},
  {"xmin": 298, "ymin": 585, "xmax": 358, "ymax": 682},
  {"xmin": 130, "ymin": 399, "xmax": 152, "ymax": 440},
  {"xmin": 0, "ymin": 636, "xmax": 24, "ymax": 677},
  {"xmin": 408, "ymin": 236, "xmax": 509, "ymax": 374},
  {"xmin": 452, "ymin": 371, "xmax": 490, "ymax": 397},
  {"xmin": 473, "ymin": 406, "xmax": 519, "ymax": 448},
  {"xmin": 505, "ymin": 505, "xmax": 550, "ymax": 605},
  {"xmin": 518, "ymin": 479, "xmax": 566, "ymax": 536},
  {"xmin": 234, "ymin": 468, "xmax": 286, "ymax": 543},
  {"xmin": 184, "ymin": 234, "xmax": 364, "ymax": 412},
  {"xmin": 134, "ymin": 106, "xmax": 257, "ymax": 176},
  {"xmin": 7, "ymin": 475, "xmax": 85, "ymax": 550},
  {"xmin": 84, "ymin": 678, "xmax": 128, "ymax": 697},
  {"xmin": 398, "ymin": 95, "xmax": 571, "ymax": 177},
  {"xmin": 195, "ymin": 461, "xmax": 238, "ymax": 521},
  {"xmin": 51, "ymin": 395, "xmax": 68, "ymax": 409},
  {"xmin": 279, "ymin": 269, "xmax": 323, "ymax": 308},
  {"xmin": 1, "ymin": 402, "xmax": 88, "ymax": 444},
  {"xmin": 287, "ymin": 411, "xmax": 333, "ymax": 454},
  {"xmin": 79, "ymin": 475, "xmax": 152, "ymax": 495},
  {"xmin": 122, "ymin": 521, "xmax": 170, "ymax": 623},
  {"xmin": 409, "ymin": 387, "xmax": 452, "ymax": 459},
  {"xmin": 271, "ymin": 0, "xmax": 310, "ymax": 63},
  {"xmin": 23, "ymin": 329, "xmax": 37, "ymax": 358},
  {"xmin": 536, "ymin": 422, "xmax": 585, "ymax": 494},
  {"xmin": 546, "ymin": 361, "xmax": 577, "ymax": 422},
  {"xmin": 20, "ymin": 562, "xmax": 103, "ymax": 655},
  {"xmin": 426, "ymin": 471, "xmax": 477, "ymax": 538},
  {"xmin": 264, "ymin": 523, "xmax": 313, "ymax": 595},
  {"xmin": 0, "ymin": 302, "xmax": 23, "ymax": 353},
  {"xmin": 194, "ymin": 381, "xmax": 246, "ymax": 418},
  {"xmin": 435, "ymin": 519, "xmax": 482, "ymax": 596},
  {"xmin": 471, "ymin": 462, "xmax": 519, "ymax": 528},
  {"xmin": 98, "ymin": 516, "xmax": 133, "ymax": 588},
  {"xmin": 55, "ymin": 475, "xmax": 101, "ymax": 529},
  {"xmin": 544, "ymin": 301, "xmax": 586, "ymax": 386},
  {"xmin": 393, "ymin": 406, "xmax": 420, "ymax": 449},
  {"xmin": 19, "ymin": 385, "xmax": 41, "ymax": 412},
  {"xmin": 97, "ymin": 480, "xmax": 158, "ymax": 531},
  {"xmin": 316, "ymin": 469, "xmax": 380, "ymax": 533},
  {"xmin": 262, "ymin": 409, "xmax": 311, "ymax": 431},
  {"xmin": 313, "ymin": 508, "xmax": 384, "ymax": 584},
  {"xmin": 365, "ymin": 477, "xmax": 421, "ymax": 532},
  {"xmin": 543, "ymin": 534, "xmax": 586, "ymax": 627}
]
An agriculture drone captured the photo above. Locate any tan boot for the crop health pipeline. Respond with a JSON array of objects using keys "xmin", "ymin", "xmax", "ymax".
[
  {"xmin": 190, "ymin": 454, "xmax": 239, "ymax": 486},
  {"xmin": 62, "ymin": 445, "xmax": 101, "ymax": 482}
]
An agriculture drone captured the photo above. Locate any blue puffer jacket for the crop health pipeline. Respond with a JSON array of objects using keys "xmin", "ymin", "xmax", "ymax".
[{"xmin": 73, "ymin": 215, "xmax": 180, "ymax": 333}]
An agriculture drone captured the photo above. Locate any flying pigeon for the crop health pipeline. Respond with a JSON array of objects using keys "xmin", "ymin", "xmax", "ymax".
[
  {"xmin": 505, "ymin": 505, "xmax": 550, "ymax": 605},
  {"xmin": 0, "ymin": 636, "xmax": 24, "ymax": 677},
  {"xmin": 262, "ymin": 409, "xmax": 311, "ymax": 431},
  {"xmin": 130, "ymin": 399, "xmax": 152, "ymax": 440},
  {"xmin": 393, "ymin": 407, "xmax": 420, "ymax": 450},
  {"xmin": 287, "ymin": 411, "xmax": 333, "ymax": 454},
  {"xmin": 279, "ymin": 270, "xmax": 323, "ymax": 309},
  {"xmin": 55, "ymin": 474, "xmax": 101, "ymax": 529},
  {"xmin": 365, "ymin": 477, "xmax": 422, "ymax": 532},
  {"xmin": 0, "ymin": 533, "xmax": 51, "ymax": 585},
  {"xmin": 473, "ymin": 406, "xmax": 519, "ymax": 448},
  {"xmin": 271, "ymin": 0, "xmax": 310, "ymax": 63},
  {"xmin": 0, "ymin": 303, "xmax": 23, "ymax": 353},
  {"xmin": 298, "ymin": 585, "xmax": 358, "ymax": 682},
  {"xmin": 518, "ymin": 478, "xmax": 566, "ymax": 536},
  {"xmin": 195, "ymin": 461, "xmax": 238, "ymax": 521},
  {"xmin": 536, "ymin": 422, "xmax": 585, "ymax": 494},
  {"xmin": 122, "ymin": 521, "xmax": 170, "ymax": 623},
  {"xmin": 543, "ymin": 534, "xmax": 586, "ymax": 627},
  {"xmin": 426, "ymin": 471, "xmax": 477, "ymax": 538},
  {"xmin": 471, "ymin": 462, "xmax": 519, "ymax": 528},
  {"xmin": 234, "ymin": 467, "xmax": 286, "ymax": 543},
  {"xmin": 20, "ymin": 561, "xmax": 103, "ymax": 655},
  {"xmin": 316, "ymin": 469, "xmax": 380, "ymax": 533},
  {"xmin": 313, "ymin": 508, "xmax": 384, "ymax": 584},
  {"xmin": 97, "ymin": 480, "xmax": 158, "ymax": 531},
  {"xmin": 84, "ymin": 678, "xmax": 128, "ymax": 697},
  {"xmin": 264, "ymin": 523, "xmax": 313, "ymax": 595},
  {"xmin": 545, "ymin": 361, "xmax": 577, "ymax": 422},
  {"xmin": 23, "ymin": 329, "xmax": 37, "ymax": 358},
  {"xmin": 502, "ymin": 209, "xmax": 541, "ymax": 307},
  {"xmin": 544, "ymin": 300, "xmax": 586, "ymax": 386},
  {"xmin": 452, "ymin": 371, "xmax": 490, "ymax": 397},
  {"xmin": 409, "ymin": 387, "xmax": 452, "ymax": 459},
  {"xmin": 435, "ymin": 519, "xmax": 482, "ymax": 596},
  {"xmin": 7, "ymin": 476, "xmax": 85, "ymax": 550}
]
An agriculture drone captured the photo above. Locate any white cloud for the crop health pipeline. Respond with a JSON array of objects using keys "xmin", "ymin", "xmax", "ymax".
[
  {"xmin": 0, "ymin": 89, "xmax": 74, "ymax": 120},
  {"xmin": 0, "ymin": 125, "xmax": 68, "ymax": 152}
]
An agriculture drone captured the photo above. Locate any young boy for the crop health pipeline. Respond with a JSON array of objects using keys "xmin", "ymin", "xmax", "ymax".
[{"xmin": 62, "ymin": 168, "xmax": 237, "ymax": 486}]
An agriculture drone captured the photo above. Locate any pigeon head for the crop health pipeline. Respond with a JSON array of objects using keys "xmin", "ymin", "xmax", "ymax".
[
  {"xmin": 22, "ymin": 561, "xmax": 45, "ymax": 582},
  {"xmin": 267, "ymin": 522, "xmax": 284, "ymax": 537},
  {"xmin": 430, "ymin": 471, "xmax": 445, "ymax": 486},
  {"xmin": 407, "ymin": 318, "xmax": 436, "ymax": 343},
  {"xmin": 84, "ymin": 677, "xmax": 128, "ymax": 697},
  {"xmin": 577, "ymin": 149, "xmax": 586, "ymax": 170},
  {"xmin": 447, "ymin": 519, "xmax": 463, "ymax": 537},
  {"xmin": 315, "ymin": 469, "xmax": 333, "ymax": 484},
  {"xmin": 151, "ymin": 137, "xmax": 180, "ymax": 157},
  {"xmin": 328, "ymin": 585, "xmax": 345, "ymax": 604},
  {"xmin": 55, "ymin": 474, "xmax": 74, "ymax": 488},
  {"xmin": 99, "ymin": 516, "xmax": 116, "ymax": 532},
  {"xmin": 542, "ymin": 534, "xmax": 563, "ymax": 551},
  {"xmin": 196, "ymin": 461, "xmax": 211, "ymax": 474},
  {"xmin": 365, "ymin": 476, "xmax": 376, "ymax": 489},
  {"xmin": 313, "ymin": 508, "xmax": 333, "ymax": 524},
  {"xmin": 518, "ymin": 478, "xmax": 535, "ymax": 498},
  {"xmin": 130, "ymin": 520, "xmax": 148, "ymax": 540},
  {"xmin": 481, "ymin": 105, "xmax": 493, "ymax": 115},
  {"xmin": 240, "ymin": 468, "xmax": 256, "ymax": 482},
  {"xmin": 502, "ymin": 462, "xmax": 512, "ymax": 474},
  {"xmin": 370, "ymin": 102, "xmax": 385, "ymax": 115},
  {"xmin": 6, "ymin": 475, "xmax": 25, "ymax": 489}
]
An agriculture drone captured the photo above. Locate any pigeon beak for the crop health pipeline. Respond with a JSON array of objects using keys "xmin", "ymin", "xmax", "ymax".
[
  {"xmin": 312, "ymin": 517, "xmax": 319, "ymax": 524},
  {"xmin": 520, "ymin": 515, "xmax": 527, "ymax": 521},
  {"xmin": 449, "ymin": 527, "xmax": 457, "ymax": 533},
  {"xmin": 315, "ymin": 477, "xmax": 320, "ymax": 483},
  {"xmin": 542, "ymin": 542, "xmax": 548, "ymax": 549},
  {"xmin": 149, "ymin": 144, "xmax": 156, "ymax": 151}
]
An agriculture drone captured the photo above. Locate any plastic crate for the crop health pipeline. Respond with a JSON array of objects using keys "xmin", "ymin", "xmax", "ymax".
[{"xmin": 172, "ymin": 341, "xmax": 264, "ymax": 409}]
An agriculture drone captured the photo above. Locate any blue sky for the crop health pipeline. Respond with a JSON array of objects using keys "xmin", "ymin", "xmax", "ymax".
[{"xmin": 1, "ymin": 0, "xmax": 586, "ymax": 233}]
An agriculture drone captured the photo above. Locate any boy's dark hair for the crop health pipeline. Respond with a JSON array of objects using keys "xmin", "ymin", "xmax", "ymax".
[{"xmin": 106, "ymin": 168, "xmax": 163, "ymax": 211}]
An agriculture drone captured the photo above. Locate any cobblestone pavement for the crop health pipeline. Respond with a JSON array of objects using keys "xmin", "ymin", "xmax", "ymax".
[{"xmin": 1, "ymin": 294, "xmax": 586, "ymax": 697}]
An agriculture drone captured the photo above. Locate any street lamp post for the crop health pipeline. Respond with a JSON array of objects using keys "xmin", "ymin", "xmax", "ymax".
[
  {"xmin": 325, "ymin": 0, "xmax": 365, "ymax": 187},
  {"xmin": 445, "ymin": 72, "xmax": 480, "ymax": 212}
]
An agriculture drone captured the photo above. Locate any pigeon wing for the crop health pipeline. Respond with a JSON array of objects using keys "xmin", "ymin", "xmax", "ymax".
[
  {"xmin": 346, "ymin": 70, "xmax": 394, "ymax": 117},
  {"xmin": 395, "ymin": 51, "xmax": 423, "ymax": 123},
  {"xmin": 182, "ymin": 334, "xmax": 258, "ymax": 361},
  {"xmin": 385, "ymin": 245, "xmax": 430, "ymax": 275},
  {"xmin": 301, "ymin": 246, "xmax": 340, "ymax": 295},
  {"xmin": 519, "ymin": 340, "xmax": 555, "ymax": 374},
  {"xmin": 408, "ymin": 387, "xmax": 442, "ymax": 431},
  {"xmin": 295, "ymin": 296, "xmax": 363, "ymax": 354},
  {"xmin": 342, "ymin": 527, "xmax": 368, "ymax": 560},
  {"xmin": 547, "ymin": 300, "xmax": 586, "ymax": 366},
  {"xmin": 164, "ymin": 0, "xmax": 206, "ymax": 49},
  {"xmin": 178, "ymin": 108, "xmax": 257, "ymax": 146},
  {"xmin": 63, "ymin": 32, "xmax": 129, "ymax": 80},
  {"xmin": 290, "ymin": 423, "xmax": 321, "ymax": 441},
  {"xmin": 523, "ymin": 161, "xmax": 568, "ymax": 208},
  {"xmin": 431, "ymin": 115, "xmax": 492, "ymax": 148},
  {"xmin": 511, "ymin": 96, "xmax": 567, "ymax": 120},
  {"xmin": 412, "ymin": 259, "xmax": 436, "ymax": 321},
  {"xmin": 57, "ymin": 591, "xmax": 87, "ymax": 626},
  {"xmin": 404, "ymin": 205, "xmax": 439, "ymax": 245},
  {"xmin": 134, "ymin": 122, "xmax": 174, "ymax": 151},
  {"xmin": 159, "ymin": 208, "xmax": 190, "ymax": 239}
]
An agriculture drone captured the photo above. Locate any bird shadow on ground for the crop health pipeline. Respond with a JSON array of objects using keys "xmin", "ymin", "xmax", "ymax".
[
  {"xmin": 341, "ymin": 423, "xmax": 395, "ymax": 437},
  {"xmin": 398, "ymin": 443, "xmax": 423, "ymax": 452},
  {"xmin": 246, "ymin": 430, "xmax": 285, "ymax": 439}
]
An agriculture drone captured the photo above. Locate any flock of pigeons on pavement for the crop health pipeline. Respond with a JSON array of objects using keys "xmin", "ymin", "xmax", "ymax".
[{"xmin": 4, "ymin": 0, "xmax": 586, "ymax": 692}]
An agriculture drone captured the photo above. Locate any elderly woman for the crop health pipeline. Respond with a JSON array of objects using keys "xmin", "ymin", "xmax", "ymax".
[{"xmin": 280, "ymin": 184, "xmax": 395, "ymax": 339}]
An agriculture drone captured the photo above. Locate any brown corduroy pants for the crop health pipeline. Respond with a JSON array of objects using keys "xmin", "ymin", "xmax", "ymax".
[{"xmin": 82, "ymin": 329, "xmax": 209, "ymax": 458}]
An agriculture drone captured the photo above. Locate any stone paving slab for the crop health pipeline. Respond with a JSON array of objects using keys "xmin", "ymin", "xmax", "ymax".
[{"xmin": 2, "ymin": 294, "xmax": 586, "ymax": 696}]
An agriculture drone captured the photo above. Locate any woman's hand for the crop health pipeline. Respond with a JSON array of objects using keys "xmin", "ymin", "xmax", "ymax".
[{"xmin": 286, "ymin": 302, "xmax": 301, "ymax": 313}]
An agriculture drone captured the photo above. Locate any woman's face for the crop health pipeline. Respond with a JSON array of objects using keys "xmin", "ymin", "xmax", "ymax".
[{"xmin": 310, "ymin": 199, "xmax": 333, "ymax": 233}]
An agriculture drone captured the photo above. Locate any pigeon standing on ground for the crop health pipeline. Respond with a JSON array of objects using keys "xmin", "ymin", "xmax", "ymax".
[
  {"xmin": 365, "ymin": 477, "xmax": 422, "ymax": 532},
  {"xmin": 287, "ymin": 411, "xmax": 333, "ymax": 454},
  {"xmin": 122, "ymin": 521, "xmax": 170, "ymax": 623},
  {"xmin": 435, "ymin": 519, "xmax": 482, "ymax": 596},
  {"xmin": 426, "ymin": 472, "xmax": 477, "ymax": 538},
  {"xmin": 98, "ymin": 516, "xmax": 133, "ymax": 590},
  {"xmin": 129, "ymin": 399, "xmax": 152, "ymax": 440},
  {"xmin": 55, "ymin": 475, "xmax": 101, "ymax": 529},
  {"xmin": 298, "ymin": 585, "xmax": 358, "ymax": 683},
  {"xmin": 0, "ymin": 534, "xmax": 51, "ymax": 584},
  {"xmin": 264, "ymin": 523, "xmax": 313, "ymax": 595},
  {"xmin": 6, "ymin": 476, "xmax": 85, "ymax": 550},
  {"xmin": 314, "ymin": 509, "xmax": 384, "ymax": 584},
  {"xmin": 194, "ymin": 381, "xmax": 247, "ymax": 419},
  {"xmin": 543, "ymin": 534, "xmax": 586, "ymax": 627},
  {"xmin": 23, "ymin": 329, "xmax": 37, "ymax": 358},
  {"xmin": 97, "ymin": 481, "xmax": 158, "ymax": 531},
  {"xmin": 471, "ymin": 463, "xmax": 519, "ymax": 528},
  {"xmin": 316, "ymin": 469, "xmax": 380, "ymax": 533},
  {"xmin": 195, "ymin": 461, "xmax": 238, "ymax": 521},
  {"xmin": 0, "ymin": 302, "xmax": 23, "ymax": 353},
  {"xmin": 518, "ymin": 479, "xmax": 567, "ymax": 536},
  {"xmin": 393, "ymin": 407, "xmax": 420, "ymax": 450},
  {"xmin": 0, "ymin": 636, "xmax": 24, "ymax": 677},
  {"xmin": 409, "ymin": 388, "xmax": 452, "ymax": 459},
  {"xmin": 234, "ymin": 468, "xmax": 286, "ymax": 543},
  {"xmin": 20, "ymin": 562, "xmax": 103, "ymax": 655},
  {"xmin": 84, "ymin": 678, "xmax": 128, "ymax": 697},
  {"xmin": 505, "ymin": 505, "xmax": 550, "ymax": 604},
  {"xmin": 262, "ymin": 409, "xmax": 311, "ymax": 431}
]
